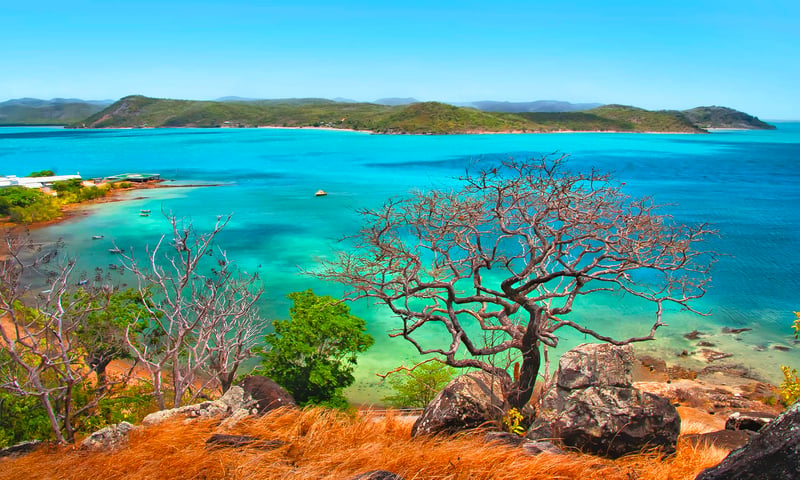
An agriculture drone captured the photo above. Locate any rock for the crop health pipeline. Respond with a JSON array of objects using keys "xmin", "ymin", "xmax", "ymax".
[
  {"xmin": 695, "ymin": 400, "xmax": 800, "ymax": 479},
  {"xmin": 240, "ymin": 375, "xmax": 296, "ymax": 414},
  {"xmin": 684, "ymin": 330, "xmax": 704, "ymax": 340},
  {"xmin": 484, "ymin": 431, "xmax": 524, "ymax": 447},
  {"xmin": 527, "ymin": 343, "xmax": 680, "ymax": 458},
  {"xmin": 725, "ymin": 411, "xmax": 777, "ymax": 432},
  {"xmin": 772, "ymin": 344, "xmax": 791, "ymax": 352},
  {"xmin": 411, "ymin": 371, "xmax": 509, "ymax": 437},
  {"xmin": 205, "ymin": 434, "xmax": 285, "ymax": 449},
  {"xmin": 683, "ymin": 430, "xmax": 754, "ymax": 451},
  {"xmin": 556, "ymin": 343, "xmax": 634, "ymax": 390},
  {"xmin": 721, "ymin": 327, "xmax": 751, "ymax": 334},
  {"xmin": 667, "ymin": 365, "xmax": 698, "ymax": 380},
  {"xmin": 351, "ymin": 471, "xmax": 404, "ymax": 480},
  {"xmin": 520, "ymin": 440, "xmax": 565, "ymax": 455},
  {"xmin": 699, "ymin": 349, "xmax": 733, "ymax": 362},
  {"xmin": 143, "ymin": 386, "xmax": 251, "ymax": 426},
  {"xmin": 0, "ymin": 440, "xmax": 42, "ymax": 458},
  {"xmin": 697, "ymin": 341, "xmax": 715, "ymax": 347},
  {"xmin": 80, "ymin": 421, "xmax": 136, "ymax": 451}
]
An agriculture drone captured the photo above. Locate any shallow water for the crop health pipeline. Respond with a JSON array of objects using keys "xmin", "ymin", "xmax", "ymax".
[{"xmin": 2, "ymin": 125, "xmax": 798, "ymax": 403}]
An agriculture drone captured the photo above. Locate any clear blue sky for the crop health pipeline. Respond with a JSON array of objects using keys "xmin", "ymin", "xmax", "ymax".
[{"xmin": 2, "ymin": 1, "xmax": 798, "ymax": 118}]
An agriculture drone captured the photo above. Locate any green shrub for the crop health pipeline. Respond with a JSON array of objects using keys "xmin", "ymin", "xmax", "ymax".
[{"xmin": 382, "ymin": 361, "xmax": 456, "ymax": 408}]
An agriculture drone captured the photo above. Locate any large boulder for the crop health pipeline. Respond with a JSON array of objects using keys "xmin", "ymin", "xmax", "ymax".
[
  {"xmin": 695, "ymin": 400, "xmax": 800, "ymax": 480},
  {"xmin": 527, "ymin": 343, "xmax": 680, "ymax": 458},
  {"xmin": 411, "ymin": 371, "xmax": 510, "ymax": 437},
  {"xmin": 240, "ymin": 375, "xmax": 296, "ymax": 414}
]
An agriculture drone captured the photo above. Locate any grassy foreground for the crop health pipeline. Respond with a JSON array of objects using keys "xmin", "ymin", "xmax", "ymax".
[{"xmin": 0, "ymin": 407, "xmax": 727, "ymax": 480}]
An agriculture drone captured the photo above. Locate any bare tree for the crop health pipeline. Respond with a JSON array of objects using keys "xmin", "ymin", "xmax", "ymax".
[
  {"xmin": 318, "ymin": 156, "xmax": 715, "ymax": 409},
  {"xmin": 0, "ymin": 230, "xmax": 125, "ymax": 443},
  {"xmin": 121, "ymin": 214, "xmax": 264, "ymax": 409}
]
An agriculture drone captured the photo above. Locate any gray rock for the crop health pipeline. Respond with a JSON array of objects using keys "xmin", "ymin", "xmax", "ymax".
[
  {"xmin": 411, "ymin": 371, "xmax": 509, "ymax": 437},
  {"xmin": 556, "ymin": 343, "xmax": 634, "ymax": 390},
  {"xmin": 484, "ymin": 431, "xmax": 525, "ymax": 447},
  {"xmin": 351, "ymin": 470, "xmax": 404, "ymax": 480},
  {"xmin": 527, "ymin": 343, "xmax": 680, "ymax": 458},
  {"xmin": 520, "ymin": 440, "xmax": 565, "ymax": 455},
  {"xmin": 695, "ymin": 400, "xmax": 800, "ymax": 480},
  {"xmin": 80, "ymin": 421, "xmax": 135, "ymax": 451},
  {"xmin": 240, "ymin": 375, "xmax": 296, "ymax": 414},
  {"xmin": 724, "ymin": 411, "xmax": 777, "ymax": 432},
  {"xmin": 205, "ymin": 434, "xmax": 285, "ymax": 449},
  {"xmin": 683, "ymin": 430, "xmax": 754, "ymax": 451},
  {"xmin": 0, "ymin": 440, "xmax": 42, "ymax": 458},
  {"xmin": 143, "ymin": 386, "xmax": 250, "ymax": 426}
]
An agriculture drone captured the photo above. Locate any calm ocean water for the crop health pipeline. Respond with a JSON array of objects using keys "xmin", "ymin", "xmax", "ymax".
[{"xmin": 2, "ymin": 125, "xmax": 799, "ymax": 403}]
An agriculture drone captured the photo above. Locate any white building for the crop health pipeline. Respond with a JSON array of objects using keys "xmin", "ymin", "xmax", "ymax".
[{"xmin": 0, "ymin": 174, "xmax": 81, "ymax": 189}]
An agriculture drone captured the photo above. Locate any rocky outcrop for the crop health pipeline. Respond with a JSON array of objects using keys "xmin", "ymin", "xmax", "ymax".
[
  {"xmin": 0, "ymin": 440, "xmax": 42, "ymax": 458},
  {"xmin": 80, "ymin": 421, "xmax": 136, "ymax": 451},
  {"xmin": 695, "ymin": 400, "xmax": 800, "ymax": 480},
  {"xmin": 411, "ymin": 371, "xmax": 510, "ymax": 437},
  {"xmin": 240, "ymin": 375, "xmax": 296, "ymax": 414},
  {"xmin": 527, "ymin": 343, "xmax": 681, "ymax": 458},
  {"xmin": 142, "ymin": 386, "xmax": 252, "ymax": 426},
  {"xmin": 724, "ymin": 411, "xmax": 777, "ymax": 432}
]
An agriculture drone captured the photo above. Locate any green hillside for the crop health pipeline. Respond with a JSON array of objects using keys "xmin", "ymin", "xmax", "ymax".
[
  {"xmin": 679, "ymin": 106, "xmax": 776, "ymax": 129},
  {"xmin": 0, "ymin": 99, "xmax": 108, "ymax": 125},
  {"xmin": 70, "ymin": 96, "xmax": 776, "ymax": 134}
]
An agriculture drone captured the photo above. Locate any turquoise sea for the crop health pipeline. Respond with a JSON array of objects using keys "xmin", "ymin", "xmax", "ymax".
[{"xmin": 2, "ymin": 125, "xmax": 799, "ymax": 403}]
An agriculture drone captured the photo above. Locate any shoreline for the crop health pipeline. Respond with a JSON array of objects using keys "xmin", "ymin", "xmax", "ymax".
[{"xmin": 1, "ymin": 181, "xmax": 225, "ymax": 233}]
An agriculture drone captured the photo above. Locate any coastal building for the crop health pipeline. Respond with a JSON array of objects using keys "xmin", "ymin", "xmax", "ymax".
[
  {"xmin": 0, "ymin": 174, "xmax": 81, "ymax": 189},
  {"xmin": 102, "ymin": 173, "xmax": 161, "ymax": 183}
]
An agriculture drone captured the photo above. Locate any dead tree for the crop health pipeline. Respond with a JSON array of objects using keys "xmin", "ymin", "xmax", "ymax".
[
  {"xmin": 318, "ymin": 156, "xmax": 715, "ymax": 410},
  {"xmin": 121, "ymin": 214, "xmax": 264, "ymax": 409},
  {"xmin": 0, "ymin": 230, "xmax": 115, "ymax": 443}
]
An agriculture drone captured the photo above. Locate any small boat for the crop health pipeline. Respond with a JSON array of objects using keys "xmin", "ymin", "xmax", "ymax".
[
  {"xmin": 140, "ymin": 212, "xmax": 150, "ymax": 217},
  {"xmin": 109, "ymin": 248, "xmax": 123, "ymax": 254},
  {"xmin": 108, "ymin": 264, "xmax": 118, "ymax": 270},
  {"xmin": 77, "ymin": 279, "xmax": 88, "ymax": 286},
  {"xmin": 92, "ymin": 235, "xmax": 104, "ymax": 240},
  {"xmin": 315, "ymin": 189, "xmax": 328, "ymax": 197},
  {"xmin": 140, "ymin": 209, "xmax": 151, "ymax": 214}
]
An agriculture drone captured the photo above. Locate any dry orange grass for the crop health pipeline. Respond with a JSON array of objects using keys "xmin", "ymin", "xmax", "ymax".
[{"xmin": 0, "ymin": 407, "xmax": 728, "ymax": 480}]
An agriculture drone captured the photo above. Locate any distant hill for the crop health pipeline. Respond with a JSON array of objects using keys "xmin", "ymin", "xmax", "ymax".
[
  {"xmin": 678, "ymin": 106, "xmax": 776, "ymax": 130},
  {"xmin": 71, "ymin": 95, "xmax": 774, "ymax": 134},
  {"xmin": 373, "ymin": 97, "xmax": 419, "ymax": 106},
  {"xmin": 462, "ymin": 100, "xmax": 604, "ymax": 113},
  {"xmin": 0, "ymin": 98, "xmax": 112, "ymax": 125}
]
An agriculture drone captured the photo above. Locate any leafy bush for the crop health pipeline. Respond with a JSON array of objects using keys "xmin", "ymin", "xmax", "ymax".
[
  {"xmin": 0, "ymin": 390, "xmax": 54, "ymax": 447},
  {"xmin": 28, "ymin": 170, "xmax": 55, "ymax": 177},
  {"xmin": 779, "ymin": 366, "xmax": 800, "ymax": 405},
  {"xmin": 382, "ymin": 361, "xmax": 455, "ymax": 408},
  {"xmin": 8, "ymin": 196, "xmax": 60, "ymax": 223},
  {"xmin": 0, "ymin": 186, "xmax": 43, "ymax": 215}
]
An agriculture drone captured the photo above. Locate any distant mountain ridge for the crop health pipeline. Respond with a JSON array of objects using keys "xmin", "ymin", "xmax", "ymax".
[
  {"xmin": 459, "ymin": 100, "xmax": 604, "ymax": 113},
  {"xmin": 0, "ymin": 98, "xmax": 112, "ymax": 125},
  {"xmin": 678, "ymin": 106, "xmax": 775, "ymax": 130}
]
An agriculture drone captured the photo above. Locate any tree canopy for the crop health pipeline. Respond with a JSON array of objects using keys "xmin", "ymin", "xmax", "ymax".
[
  {"xmin": 258, "ymin": 289, "xmax": 374, "ymax": 409},
  {"xmin": 318, "ymin": 156, "xmax": 715, "ymax": 409}
]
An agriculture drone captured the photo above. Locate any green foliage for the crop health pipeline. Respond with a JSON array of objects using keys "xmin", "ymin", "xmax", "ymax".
[
  {"xmin": 257, "ymin": 289, "xmax": 374, "ymax": 409},
  {"xmin": 0, "ymin": 100, "xmax": 106, "ymax": 126},
  {"xmin": 502, "ymin": 407, "xmax": 526, "ymax": 436},
  {"xmin": 77, "ymin": 384, "xmax": 155, "ymax": 433},
  {"xmin": 0, "ymin": 186, "xmax": 43, "ymax": 215},
  {"xmin": 680, "ymin": 106, "xmax": 776, "ymax": 130},
  {"xmin": 0, "ymin": 391, "xmax": 54, "ymax": 447},
  {"xmin": 28, "ymin": 170, "xmax": 55, "ymax": 177},
  {"xmin": 382, "ymin": 361, "xmax": 456, "ymax": 408},
  {"xmin": 793, "ymin": 311, "xmax": 800, "ymax": 339},
  {"xmin": 8, "ymin": 196, "xmax": 60, "ymax": 223}
]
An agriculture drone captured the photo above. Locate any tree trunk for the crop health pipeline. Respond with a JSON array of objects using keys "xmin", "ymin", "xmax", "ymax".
[{"xmin": 506, "ymin": 313, "xmax": 541, "ymax": 410}]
